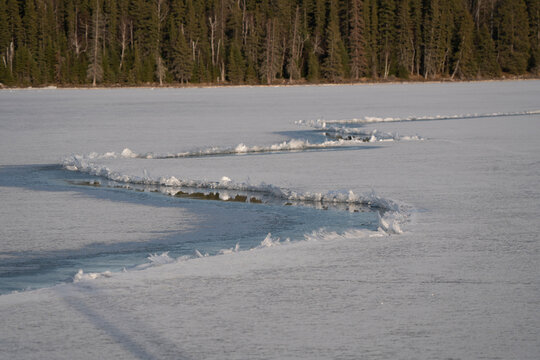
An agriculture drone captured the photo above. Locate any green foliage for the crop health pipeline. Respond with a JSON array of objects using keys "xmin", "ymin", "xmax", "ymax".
[
  {"xmin": 475, "ymin": 25, "xmax": 501, "ymax": 77},
  {"xmin": 169, "ymin": 27, "xmax": 192, "ymax": 84},
  {"xmin": 525, "ymin": 0, "xmax": 540, "ymax": 74},
  {"xmin": 323, "ymin": 0, "xmax": 345, "ymax": 82},
  {"xmin": 6, "ymin": 0, "xmax": 22, "ymax": 47},
  {"xmin": 377, "ymin": 0, "xmax": 395, "ymax": 78},
  {"xmin": 0, "ymin": 0, "xmax": 537, "ymax": 87},
  {"xmin": 0, "ymin": 0, "xmax": 8, "ymax": 50},
  {"xmin": 349, "ymin": 0, "xmax": 367, "ymax": 79},
  {"xmin": 495, "ymin": 0, "xmax": 531, "ymax": 74},
  {"xmin": 451, "ymin": 5, "xmax": 477, "ymax": 79},
  {"xmin": 307, "ymin": 51, "xmax": 320, "ymax": 82},
  {"xmin": 227, "ymin": 40, "xmax": 245, "ymax": 84}
]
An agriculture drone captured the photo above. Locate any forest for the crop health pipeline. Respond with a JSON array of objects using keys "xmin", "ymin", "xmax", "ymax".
[{"xmin": 0, "ymin": 0, "xmax": 538, "ymax": 87}]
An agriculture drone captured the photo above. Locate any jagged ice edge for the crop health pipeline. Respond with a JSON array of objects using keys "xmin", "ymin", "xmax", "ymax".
[{"xmin": 296, "ymin": 110, "xmax": 540, "ymax": 128}]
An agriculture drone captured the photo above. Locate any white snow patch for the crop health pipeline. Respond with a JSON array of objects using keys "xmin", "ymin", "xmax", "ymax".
[
  {"xmin": 134, "ymin": 252, "xmax": 178, "ymax": 270},
  {"xmin": 120, "ymin": 148, "xmax": 137, "ymax": 158},
  {"xmin": 256, "ymin": 233, "xmax": 290, "ymax": 248},
  {"xmin": 146, "ymin": 252, "xmax": 176, "ymax": 266},
  {"xmin": 296, "ymin": 109, "xmax": 540, "ymax": 127},
  {"xmin": 63, "ymin": 154, "xmax": 403, "ymax": 214},
  {"xmin": 377, "ymin": 211, "xmax": 404, "ymax": 235},
  {"xmin": 303, "ymin": 227, "xmax": 388, "ymax": 242},
  {"xmin": 195, "ymin": 249, "xmax": 209, "ymax": 258},
  {"xmin": 220, "ymin": 243, "xmax": 240, "ymax": 255},
  {"xmin": 73, "ymin": 269, "xmax": 113, "ymax": 283}
]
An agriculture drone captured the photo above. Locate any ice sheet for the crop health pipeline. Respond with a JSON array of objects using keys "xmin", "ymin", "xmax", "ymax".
[{"xmin": 1, "ymin": 81, "xmax": 539, "ymax": 359}]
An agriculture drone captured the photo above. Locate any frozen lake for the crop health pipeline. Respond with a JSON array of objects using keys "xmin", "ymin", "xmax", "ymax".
[
  {"xmin": 0, "ymin": 81, "xmax": 539, "ymax": 359},
  {"xmin": 0, "ymin": 163, "xmax": 379, "ymax": 294}
]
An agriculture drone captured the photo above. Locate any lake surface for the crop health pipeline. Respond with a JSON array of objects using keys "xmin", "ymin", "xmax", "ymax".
[
  {"xmin": 1, "ymin": 82, "xmax": 539, "ymax": 359},
  {"xmin": 0, "ymin": 162, "xmax": 379, "ymax": 294}
]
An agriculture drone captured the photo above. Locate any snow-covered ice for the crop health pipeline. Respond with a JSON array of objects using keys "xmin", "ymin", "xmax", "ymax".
[{"xmin": 0, "ymin": 81, "xmax": 539, "ymax": 359}]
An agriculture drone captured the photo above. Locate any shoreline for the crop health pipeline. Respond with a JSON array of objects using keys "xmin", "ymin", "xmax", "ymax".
[{"xmin": 1, "ymin": 76, "xmax": 539, "ymax": 90}]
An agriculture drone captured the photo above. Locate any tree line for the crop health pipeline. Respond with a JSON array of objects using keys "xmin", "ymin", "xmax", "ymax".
[{"xmin": 0, "ymin": 0, "xmax": 538, "ymax": 87}]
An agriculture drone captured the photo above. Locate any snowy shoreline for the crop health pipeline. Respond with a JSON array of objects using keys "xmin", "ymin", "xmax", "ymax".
[{"xmin": 2, "ymin": 77, "xmax": 539, "ymax": 91}]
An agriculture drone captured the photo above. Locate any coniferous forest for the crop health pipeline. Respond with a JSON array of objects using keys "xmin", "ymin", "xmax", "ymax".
[{"xmin": 0, "ymin": 0, "xmax": 538, "ymax": 87}]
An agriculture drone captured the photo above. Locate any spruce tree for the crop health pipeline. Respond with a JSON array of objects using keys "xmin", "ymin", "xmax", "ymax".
[
  {"xmin": 245, "ymin": 57, "xmax": 258, "ymax": 84},
  {"xmin": 323, "ymin": 0, "xmax": 344, "ymax": 82},
  {"xmin": 525, "ymin": 0, "xmax": 540, "ymax": 74},
  {"xmin": 349, "ymin": 0, "xmax": 368, "ymax": 80},
  {"xmin": 495, "ymin": 0, "xmax": 530, "ymax": 74},
  {"xmin": 130, "ymin": 0, "xmax": 158, "ymax": 82},
  {"xmin": 378, "ymin": 0, "xmax": 395, "ymax": 79},
  {"xmin": 0, "ymin": 0, "xmax": 11, "ymax": 84},
  {"xmin": 451, "ymin": 6, "xmax": 477, "ymax": 79},
  {"xmin": 287, "ymin": 5, "xmax": 304, "ymax": 82},
  {"xmin": 87, "ymin": 0, "xmax": 103, "ymax": 86},
  {"xmin": 307, "ymin": 49, "xmax": 320, "ymax": 82},
  {"xmin": 409, "ymin": 0, "xmax": 422, "ymax": 76},
  {"xmin": 475, "ymin": 24, "xmax": 501, "ymax": 77},
  {"xmin": 365, "ymin": 0, "xmax": 379, "ymax": 78},
  {"xmin": 14, "ymin": 45, "xmax": 32, "ymax": 85},
  {"xmin": 227, "ymin": 40, "xmax": 245, "ymax": 84},
  {"xmin": 396, "ymin": 0, "xmax": 414, "ymax": 78},
  {"xmin": 260, "ymin": 18, "xmax": 281, "ymax": 84},
  {"xmin": 170, "ymin": 27, "xmax": 192, "ymax": 84},
  {"xmin": 22, "ymin": 0, "xmax": 38, "ymax": 55},
  {"xmin": 40, "ymin": 3, "xmax": 58, "ymax": 84},
  {"xmin": 0, "ymin": 0, "xmax": 8, "ymax": 51},
  {"xmin": 6, "ymin": 0, "xmax": 22, "ymax": 47}
]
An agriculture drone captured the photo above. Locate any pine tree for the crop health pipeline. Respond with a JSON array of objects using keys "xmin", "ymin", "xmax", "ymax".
[
  {"xmin": 102, "ymin": 0, "xmax": 119, "ymax": 83},
  {"xmin": 245, "ymin": 57, "xmax": 258, "ymax": 84},
  {"xmin": 424, "ymin": 0, "xmax": 454, "ymax": 78},
  {"xmin": 130, "ymin": 0, "xmax": 158, "ymax": 82},
  {"xmin": 0, "ymin": 0, "xmax": 8, "ymax": 51},
  {"xmin": 131, "ymin": 44, "xmax": 143, "ymax": 83},
  {"xmin": 306, "ymin": 48, "xmax": 320, "ymax": 82},
  {"xmin": 471, "ymin": 0, "xmax": 499, "ymax": 31},
  {"xmin": 0, "ymin": 0, "xmax": 12, "ymax": 84},
  {"xmin": 117, "ymin": 0, "xmax": 131, "ymax": 75},
  {"xmin": 87, "ymin": 0, "xmax": 103, "ymax": 86},
  {"xmin": 378, "ymin": 0, "xmax": 395, "ymax": 79},
  {"xmin": 475, "ymin": 24, "xmax": 501, "ymax": 77},
  {"xmin": 287, "ymin": 5, "xmax": 304, "ymax": 82},
  {"xmin": 227, "ymin": 40, "xmax": 245, "ymax": 84},
  {"xmin": 312, "ymin": 0, "xmax": 326, "ymax": 57},
  {"xmin": 22, "ymin": 0, "xmax": 38, "ymax": 55},
  {"xmin": 525, "ymin": 0, "xmax": 540, "ymax": 74},
  {"xmin": 170, "ymin": 26, "xmax": 192, "ymax": 84},
  {"xmin": 41, "ymin": 1, "xmax": 58, "ymax": 84},
  {"xmin": 260, "ymin": 18, "xmax": 281, "ymax": 84},
  {"xmin": 396, "ymin": 0, "xmax": 414, "ymax": 78},
  {"xmin": 495, "ymin": 0, "xmax": 530, "ymax": 74},
  {"xmin": 365, "ymin": 0, "xmax": 378, "ymax": 78},
  {"xmin": 409, "ymin": 0, "xmax": 422, "ymax": 76},
  {"xmin": 349, "ymin": 0, "xmax": 367, "ymax": 80},
  {"xmin": 323, "ymin": 0, "xmax": 344, "ymax": 82},
  {"xmin": 155, "ymin": 0, "xmax": 168, "ymax": 85},
  {"xmin": 451, "ymin": 6, "xmax": 477, "ymax": 79},
  {"xmin": 14, "ymin": 45, "xmax": 33, "ymax": 85},
  {"xmin": 6, "ymin": 0, "xmax": 22, "ymax": 47}
]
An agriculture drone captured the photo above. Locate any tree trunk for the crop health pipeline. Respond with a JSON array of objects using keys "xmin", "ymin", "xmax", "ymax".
[{"xmin": 92, "ymin": 1, "xmax": 99, "ymax": 86}]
